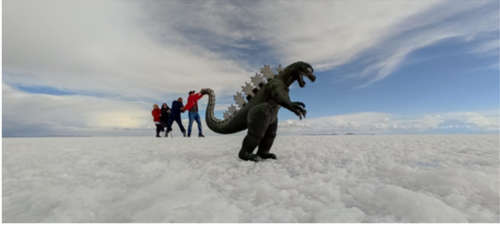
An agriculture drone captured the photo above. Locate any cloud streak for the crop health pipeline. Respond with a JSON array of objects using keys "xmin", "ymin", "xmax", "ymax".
[
  {"xmin": 280, "ymin": 111, "xmax": 499, "ymax": 135},
  {"xmin": 139, "ymin": 0, "xmax": 498, "ymax": 86},
  {"xmin": 140, "ymin": 0, "xmax": 442, "ymax": 70},
  {"xmin": 352, "ymin": 0, "xmax": 499, "ymax": 86}
]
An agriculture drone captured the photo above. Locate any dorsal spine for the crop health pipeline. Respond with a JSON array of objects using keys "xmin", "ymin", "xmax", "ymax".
[{"xmin": 223, "ymin": 64, "xmax": 282, "ymax": 119}]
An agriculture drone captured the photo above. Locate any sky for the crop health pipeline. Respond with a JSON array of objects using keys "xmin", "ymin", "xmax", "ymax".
[{"xmin": 2, "ymin": 0, "xmax": 499, "ymax": 137}]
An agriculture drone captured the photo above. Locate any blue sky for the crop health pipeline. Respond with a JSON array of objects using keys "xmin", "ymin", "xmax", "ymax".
[
  {"xmin": 3, "ymin": 0, "xmax": 499, "ymax": 136},
  {"xmin": 287, "ymin": 36, "xmax": 499, "ymax": 118}
]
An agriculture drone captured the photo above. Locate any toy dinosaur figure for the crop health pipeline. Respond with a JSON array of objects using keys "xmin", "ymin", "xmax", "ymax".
[{"xmin": 201, "ymin": 61, "xmax": 316, "ymax": 161}]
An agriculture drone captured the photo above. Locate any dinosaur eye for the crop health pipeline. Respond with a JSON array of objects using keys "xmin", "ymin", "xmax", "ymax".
[{"xmin": 307, "ymin": 67, "xmax": 313, "ymax": 73}]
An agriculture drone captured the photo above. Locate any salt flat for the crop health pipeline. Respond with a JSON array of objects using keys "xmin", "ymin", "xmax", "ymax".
[{"xmin": 3, "ymin": 135, "xmax": 499, "ymax": 222}]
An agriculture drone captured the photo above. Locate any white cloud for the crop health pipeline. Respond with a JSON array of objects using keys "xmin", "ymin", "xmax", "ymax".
[
  {"xmin": 280, "ymin": 111, "xmax": 499, "ymax": 134},
  {"xmin": 470, "ymin": 39, "xmax": 500, "ymax": 55},
  {"xmin": 4, "ymin": 0, "xmax": 498, "ymax": 96},
  {"xmin": 255, "ymin": 0, "xmax": 443, "ymax": 69},
  {"xmin": 141, "ymin": 0, "xmax": 497, "ymax": 86},
  {"xmin": 2, "ymin": 84, "xmax": 153, "ymax": 136},
  {"xmin": 350, "ymin": 0, "xmax": 499, "ymax": 85},
  {"xmin": 143, "ymin": 0, "xmax": 443, "ymax": 69},
  {"xmin": 3, "ymin": 0, "xmax": 252, "ymax": 99}
]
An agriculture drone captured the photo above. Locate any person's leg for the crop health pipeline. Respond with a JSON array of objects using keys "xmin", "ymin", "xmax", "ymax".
[
  {"xmin": 179, "ymin": 118, "xmax": 186, "ymax": 136},
  {"xmin": 165, "ymin": 116, "xmax": 172, "ymax": 137},
  {"xmin": 166, "ymin": 117, "xmax": 173, "ymax": 133},
  {"xmin": 187, "ymin": 112, "xmax": 194, "ymax": 137},
  {"xmin": 175, "ymin": 116, "xmax": 186, "ymax": 136},
  {"xmin": 162, "ymin": 122, "xmax": 169, "ymax": 137},
  {"xmin": 155, "ymin": 124, "xmax": 161, "ymax": 137},
  {"xmin": 194, "ymin": 112, "xmax": 203, "ymax": 136}
]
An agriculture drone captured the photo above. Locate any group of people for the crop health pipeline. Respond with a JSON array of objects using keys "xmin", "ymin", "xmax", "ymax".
[{"xmin": 152, "ymin": 90, "xmax": 206, "ymax": 138}]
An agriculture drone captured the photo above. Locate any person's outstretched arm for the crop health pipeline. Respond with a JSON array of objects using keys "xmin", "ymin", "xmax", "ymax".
[{"xmin": 183, "ymin": 93, "xmax": 203, "ymax": 112}]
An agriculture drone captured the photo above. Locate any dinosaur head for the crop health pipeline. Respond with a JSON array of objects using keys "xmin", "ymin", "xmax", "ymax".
[{"xmin": 281, "ymin": 61, "xmax": 316, "ymax": 87}]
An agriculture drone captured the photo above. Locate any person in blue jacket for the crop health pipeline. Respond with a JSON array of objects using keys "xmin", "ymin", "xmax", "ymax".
[{"xmin": 167, "ymin": 97, "xmax": 186, "ymax": 137}]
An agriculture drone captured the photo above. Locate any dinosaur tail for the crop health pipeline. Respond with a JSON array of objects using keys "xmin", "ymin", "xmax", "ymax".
[{"xmin": 203, "ymin": 88, "xmax": 247, "ymax": 134}]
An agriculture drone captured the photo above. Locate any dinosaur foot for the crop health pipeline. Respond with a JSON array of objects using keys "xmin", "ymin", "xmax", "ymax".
[
  {"xmin": 258, "ymin": 153, "xmax": 277, "ymax": 160},
  {"xmin": 239, "ymin": 153, "xmax": 262, "ymax": 162}
]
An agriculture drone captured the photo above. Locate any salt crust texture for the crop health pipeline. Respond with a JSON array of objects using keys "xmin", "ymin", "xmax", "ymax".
[{"xmin": 3, "ymin": 135, "xmax": 499, "ymax": 222}]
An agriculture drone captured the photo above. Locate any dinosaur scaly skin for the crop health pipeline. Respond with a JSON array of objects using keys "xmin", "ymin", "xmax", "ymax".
[{"xmin": 201, "ymin": 61, "xmax": 316, "ymax": 161}]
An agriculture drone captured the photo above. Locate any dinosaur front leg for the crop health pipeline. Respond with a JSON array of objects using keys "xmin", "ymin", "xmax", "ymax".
[
  {"xmin": 257, "ymin": 120, "xmax": 278, "ymax": 160},
  {"xmin": 271, "ymin": 81, "xmax": 307, "ymax": 119}
]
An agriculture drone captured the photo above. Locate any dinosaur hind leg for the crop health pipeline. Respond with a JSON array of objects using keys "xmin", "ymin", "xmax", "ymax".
[
  {"xmin": 238, "ymin": 134, "xmax": 262, "ymax": 161},
  {"xmin": 239, "ymin": 106, "xmax": 272, "ymax": 162},
  {"xmin": 257, "ymin": 120, "xmax": 278, "ymax": 159}
]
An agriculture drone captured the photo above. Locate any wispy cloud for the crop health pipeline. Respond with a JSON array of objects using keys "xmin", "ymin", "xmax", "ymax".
[
  {"xmin": 139, "ymin": 0, "xmax": 498, "ymax": 86},
  {"xmin": 470, "ymin": 39, "xmax": 500, "ymax": 55},
  {"xmin": 141, "ymin": 0, "xmax": 443, "ymax": 70},
  {"xmin": 280, "ymin": 111, "xmax": 499, "ymax": 134},
  {"xmin": 348, "ymin": 0, "xmax": 499, "ymax": 86}
]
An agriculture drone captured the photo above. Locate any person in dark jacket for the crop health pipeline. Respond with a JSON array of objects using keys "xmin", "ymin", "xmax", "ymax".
[
  {"xmin": 167, "ymin": 97, "xmax": 186, "ymax": 137},
  {"xmin": 151, "ymin": 104, "xmax": 162, "ymax": 137},
  {"xmin": 160, "ymin": 103, "xmax": 171, "ymax": 137}
]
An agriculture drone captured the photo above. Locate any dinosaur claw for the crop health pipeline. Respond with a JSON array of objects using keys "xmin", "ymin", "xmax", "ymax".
[
  {"xmin": 291, "ymin": 101, "xmax": 307, "ymax": 120},
  {"xmin": 293, "ymin": 101, "xmax": 305, "ymax": 108}
]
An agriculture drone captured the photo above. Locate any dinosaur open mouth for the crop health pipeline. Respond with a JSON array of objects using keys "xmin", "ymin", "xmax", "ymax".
[
  {"xmin": 298, "ymin": 75, "xmax": 306, "ymax": 87},
  {"xmin": 298, "ymin": 67, "xmax": 316, "ymax": 88}
]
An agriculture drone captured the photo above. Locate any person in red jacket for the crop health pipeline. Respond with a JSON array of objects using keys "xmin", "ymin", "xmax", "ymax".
[
  {"xmin": 183, "ymin": 90, "xmax": 206, "ymax": 137},
  {"xmin": 151, "ymin": 104, "xmax": 163, "ymax": 137}
]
